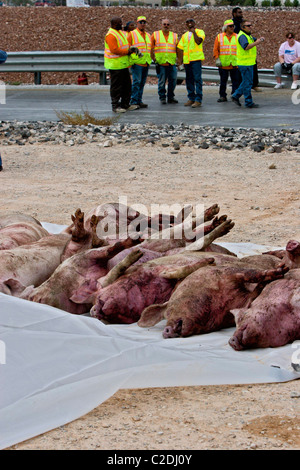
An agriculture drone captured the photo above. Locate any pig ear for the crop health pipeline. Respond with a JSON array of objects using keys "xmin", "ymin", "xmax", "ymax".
[
  {"xmin": 4, "ymin": 278, "xmax": 27, "ymax": 296},
  {"xmin": 70, "ymin": 280, "xmax": 98, "ymax": 304},
  {"xmin": 138, "ymin": 302, "xmax": 169, "ymax": 327},
  {"xmin": 230, "ymin": 308, "xmax": 247, "ymax": 325}
]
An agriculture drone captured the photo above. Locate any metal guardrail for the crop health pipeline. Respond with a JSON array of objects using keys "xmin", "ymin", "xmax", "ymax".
[{"xmin": 0, "ymin": 50, "xmax": 281, "ymax": 87}]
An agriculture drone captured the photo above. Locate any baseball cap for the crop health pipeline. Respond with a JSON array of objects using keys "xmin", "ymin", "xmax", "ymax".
[
  {"xmin": 224, "ymin": 19, "xmax": 234, "ymax": 26},
  {"xmin": 137, "ymin": 16, "xmax": 147, "ymax": 22}
]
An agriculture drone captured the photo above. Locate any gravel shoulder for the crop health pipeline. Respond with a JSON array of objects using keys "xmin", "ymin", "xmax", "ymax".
[{"xmin": 2, "ymin": 141, "xmax": 300, "ymax": 450}]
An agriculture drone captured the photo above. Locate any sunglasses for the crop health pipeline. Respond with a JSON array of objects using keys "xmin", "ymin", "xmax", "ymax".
[
  {"xmin": 163, "ymin": 23, "xmax": 170, "ymax": 26},
  {"xmin": 227, "ymin": 25, "xmax": 234, "ymax": 27},
  {"xmin": 287, "ymin": 36, "xmax": 294, "ymax": 39},
  {"xmin": 245, "ymin": 24, "xmax": 252, "ymax": 27},
  {"xmin": 138, "ymin": 21, "xmax": 146, "ymax": 24}
]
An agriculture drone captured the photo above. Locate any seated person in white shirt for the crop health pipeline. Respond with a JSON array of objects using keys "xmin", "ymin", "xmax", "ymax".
[{"xmin": 274, "ymin": 32, "xmax": 300, "ymax": 90}]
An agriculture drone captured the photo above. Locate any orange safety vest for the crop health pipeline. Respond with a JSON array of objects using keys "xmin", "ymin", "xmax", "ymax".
[{"xmin": 217, "ymin": 32, "xmax": 237, "ymax": 67}]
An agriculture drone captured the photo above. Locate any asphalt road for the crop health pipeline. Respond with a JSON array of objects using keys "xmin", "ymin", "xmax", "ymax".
[{"xmin": 1, "ymin": 84, "xmax": 300, "ymax": 129}]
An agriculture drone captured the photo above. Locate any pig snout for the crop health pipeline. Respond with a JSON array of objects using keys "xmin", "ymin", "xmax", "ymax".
[
  {"xmin": 90, "ymin": 299, "xmax": 105, "ymax": 320},
  {"xmin": 228, "ymin": 335, "xmax": 243, "ymax": 351},
  {"xmin": 163, "ymin": 320, "xmax": 182, "ymax": 338}
]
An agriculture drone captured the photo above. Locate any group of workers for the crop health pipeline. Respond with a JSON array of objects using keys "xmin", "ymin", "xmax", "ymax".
[{"xmin": 104, "ymin": 7, "xmax": 300, "ymax": 113}]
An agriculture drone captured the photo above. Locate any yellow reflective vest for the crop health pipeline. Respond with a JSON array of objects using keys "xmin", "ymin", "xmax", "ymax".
[
  {"xmin": 130, "ymin": 29, "xmax": 152, "ymax": 65},
  {"xmin": 178, "ymin": 29, "xmax": 205, "ymax": 64},
  {"xmin": 153, "ymin": 30, "xmax": 178, "ymax": 65},
  {"xmin": 217, "ymin": 32, "xmax": 237, "ymax": 67},
  {"xmin": 236, "ymin": 30, "xmax": 257, "ymax": 66},
  {"xmin": 104, "ymin": 28, "xmax": 130, "ymax": 70}
]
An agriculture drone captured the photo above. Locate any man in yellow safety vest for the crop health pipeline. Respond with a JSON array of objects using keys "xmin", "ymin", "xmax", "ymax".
[
  {"xmin": 104, "ymin": 17, "xmax": 132, "ymax": 113},
  {"xmin": 177, "ymin": 18, "xmax": 205, "ymax": 108},
  {"xmin": 213, "ymin": 19, "xmax": 239, "ymax": 103},
  {"xmin": 151, "ymin": 18, "xmax": 179, "ymax": 105},
  {"xmin": 231, "ymin": 19, "xmax": 265, "ymax": 108},
  {"xmin": 128, "ymin": 16, "xmax": 152, "ymax": 110}
]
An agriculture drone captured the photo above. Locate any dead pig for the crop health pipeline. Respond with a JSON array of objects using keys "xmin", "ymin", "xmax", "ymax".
[
  {"xmin": 0, "ymin": 233, "xmax": 71, "ymax": 296},
  {"xmin": 138, "ymin": 265, "xmax": 288, "ymax": 338},
  {"xmin": 229, "ymin": 275, "xmax": 300, "ymax": 350},
  {"xmin": 263, "ymin": 240, "xmax": 300, "ymax": 269},
  {"xmin": 21, "ymin": 240, "xmax": 142, "ymax": 314},
  {"xmin": 90, "ymin": 254, "xmax": 215, "ymax": 324}
]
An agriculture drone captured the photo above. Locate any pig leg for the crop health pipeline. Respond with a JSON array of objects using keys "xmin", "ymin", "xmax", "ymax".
[
  {"xmin": 90, "ymin": 215, "xmax": 108, "ymax": 248},
  {"xmin": 148, "ymin": 205, "xmax": 220, "ymax": 242},
  {"xmin": 184, "ymin": 219, "xmax": 235, "ymax": 251},
  {"xmin": 71, "ymin": 209, "xmax": 89, "ymax": 242},
  {"xmin": 203, "ymin": 204, "xmax": 220, "ymax": 222},
  {"xmin": 159, "ymin": 257, "xmax": 215, "ymax": 279},
  {"xmin": 188, "ymin": 215, "xmax": 228, "ymax": 242},
  {"xmin": 235, "ymin": 265, "xmax": 289, "ymax": 286},
  {"xmin": 175, "ymin": 205, "xmax": 193, "ymax": 224},
  {"xmin": 100, "ymin": 249, "xmax": 143, "ymax": 287}
]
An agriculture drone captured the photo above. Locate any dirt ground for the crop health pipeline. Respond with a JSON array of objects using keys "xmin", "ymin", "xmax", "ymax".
[{"xmin": 2, "ymin": 142, "xmax": 300, "ymax": 450}]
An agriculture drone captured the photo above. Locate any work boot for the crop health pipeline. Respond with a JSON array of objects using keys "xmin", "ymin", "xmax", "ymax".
[
  {"xmin": 184, "ymin": 100, "xmax": 194, "ymax": 106},
  {"xmin": 113, "ymin": 107, "xmax": 127, "ymax": 113},
  {"xmin": 191, "ymin": 101, "xmax": 202, "ymax": 108},
  {"xmin": 231, "ymin": 96, "xmax": 241, "ymax": 107},
  {"xmin": 128, "ymin": 104, "xmax": 140, "ymax": 111}
]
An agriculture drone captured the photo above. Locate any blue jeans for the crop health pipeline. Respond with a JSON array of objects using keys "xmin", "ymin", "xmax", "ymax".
[
  {"xmin": 157, "ymin": 64, "xmax": 177, "ymax": 101},
  {"xmin": 232, "ymin": 65, "xmax": 254, "ymax": 107},
  {"xmin": 130, "ymin": 64, "xmax": 149, "ymax": 105},
  {"xmin": 184, "ymin": 60, "xmax": 203, "ymax": 103}
]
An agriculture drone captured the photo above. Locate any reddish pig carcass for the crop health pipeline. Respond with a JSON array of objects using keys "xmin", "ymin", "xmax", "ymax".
[
  {"xmin": 0, "ymin": 212, "xmax": 49, "ymax": 250},
  {"xmin": 0, "ymin": 233, "xmax": 71, "ymax": 296},
  {"xmin": 138, "ymin": 264, "xmax": 288, "ymax": 338},
  {"xmin": 229, "ymin": 270, "xmax": 300, "ymax": 350},
  {"xmin": 21, "ymin": 239, "xmax": 142, "ymax": 314}
]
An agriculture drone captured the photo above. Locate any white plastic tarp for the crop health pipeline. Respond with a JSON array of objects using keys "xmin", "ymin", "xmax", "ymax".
[{"xmin": 0, "ymin": 231, "xmax": 299, "ymax": 449}]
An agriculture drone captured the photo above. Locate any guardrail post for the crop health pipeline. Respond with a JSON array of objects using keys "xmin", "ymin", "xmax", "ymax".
[
  {"xmin": 34, "ymin": 72, "xmax": 42, "ymax": 85},
  {"xmin": 99, "ymin": 71, "xmax": 108, "ymax": 85}
]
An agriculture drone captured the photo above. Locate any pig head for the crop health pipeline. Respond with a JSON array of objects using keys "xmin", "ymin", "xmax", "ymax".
[{"xmin": 263, "ymin": 240, "xmax": 300, "ymax": 269}]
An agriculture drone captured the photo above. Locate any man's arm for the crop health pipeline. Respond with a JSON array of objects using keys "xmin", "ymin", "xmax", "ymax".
[
  {"xmin": 106, "ymin": 34, "xmax": 129, "ymax": 56},
  {"xmin": 191, "ymin": 28, "xmax": 203, "ymax": 45}
]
